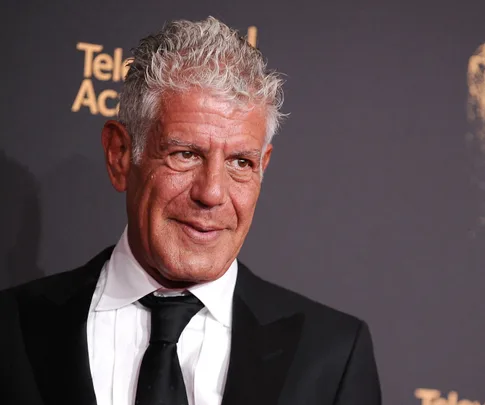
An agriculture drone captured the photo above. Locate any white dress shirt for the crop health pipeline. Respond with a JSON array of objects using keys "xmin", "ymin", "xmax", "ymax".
[{"xmin": 86, "ymin": 227, "xmax": 237, "ymax": 405}]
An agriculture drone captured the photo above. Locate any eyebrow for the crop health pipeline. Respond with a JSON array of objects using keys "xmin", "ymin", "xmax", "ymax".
[
  {"xmin": 230, "ymin": 149, "xmax": 262, "ymax": 160},
  {"xmin": 161, "ymin": 138, "xmax": 206, "ymax": 154},
  {"xmin": 161, "ymin": 138, "xmax": 262, "ymax": 160}
]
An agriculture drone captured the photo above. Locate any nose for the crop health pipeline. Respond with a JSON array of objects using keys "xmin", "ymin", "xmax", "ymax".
[{"xmin": 190, "ymin": 159, "xmax": 227, "ymax": 208}]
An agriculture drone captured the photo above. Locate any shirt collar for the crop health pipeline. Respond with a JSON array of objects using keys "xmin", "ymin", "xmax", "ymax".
[
  {"xmin": 95, "ymin": 226, "xmax": 237, "ymax": 328},
  {"xmin": 188, "ymin": 259, "xmax": 237, "ymax": 328}
]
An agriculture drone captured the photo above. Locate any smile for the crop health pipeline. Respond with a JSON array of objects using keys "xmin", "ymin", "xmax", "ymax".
[{"xmin": 173, "ymin": 219, "xmax": 225, "ymax": 243}]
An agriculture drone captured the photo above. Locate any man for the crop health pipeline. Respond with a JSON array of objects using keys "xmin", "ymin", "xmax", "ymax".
[{"xmin": 0, "ymin": 17, "xmax": 381, "ymax": 405}]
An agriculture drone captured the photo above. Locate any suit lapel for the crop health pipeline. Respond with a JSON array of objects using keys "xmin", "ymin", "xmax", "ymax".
[
  {"xmin": 19, "ymin": 247, "xmax": 113, "ymax": 405},
  {"xmin": 222, "ymin": 265, "xmax": 304, "ymax": 405},
  {"xmin": 18, "ymin": 252, "xmax": 301, "ymax": 405}
]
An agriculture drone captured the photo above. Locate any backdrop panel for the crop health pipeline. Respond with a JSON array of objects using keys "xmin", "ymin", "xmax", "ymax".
[{"xmin": 2, "ymin": 1, "xmax": 485, "ymax": 403}]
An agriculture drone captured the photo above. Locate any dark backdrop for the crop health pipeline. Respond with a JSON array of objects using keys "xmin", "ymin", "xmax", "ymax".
[{"xmin": 2, "ymin": 0, "xmax": 485, "ymax": 403}]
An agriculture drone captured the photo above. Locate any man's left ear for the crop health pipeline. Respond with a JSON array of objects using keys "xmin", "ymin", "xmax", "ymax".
[
  {"xmin": 101, "ymin": 120, "xmax": 132, "ymax": 192},
  {"xmin": 262, "ymin": 144, "xmax": 273, "ymax": 172}
]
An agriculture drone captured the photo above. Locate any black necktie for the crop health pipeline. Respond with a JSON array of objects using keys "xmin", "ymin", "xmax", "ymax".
[{"xmin": 135, "ymin": 292, "xmax": 204, "ymax": 405}]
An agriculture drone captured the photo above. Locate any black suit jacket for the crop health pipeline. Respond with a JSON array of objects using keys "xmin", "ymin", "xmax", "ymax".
[{"xmin": 0, "ymin": 247, "xmax": 381, "ymax": 405}]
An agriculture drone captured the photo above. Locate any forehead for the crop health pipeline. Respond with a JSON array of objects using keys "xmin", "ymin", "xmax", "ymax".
[{"xmin": 157, "ymin": 90, "xmax": 267, "ymax": 146}]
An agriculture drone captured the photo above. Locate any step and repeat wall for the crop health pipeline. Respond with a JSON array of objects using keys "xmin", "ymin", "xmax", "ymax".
[{"xmin": 2, "ymin": 0, "xmax": 485, "ymax": 403}]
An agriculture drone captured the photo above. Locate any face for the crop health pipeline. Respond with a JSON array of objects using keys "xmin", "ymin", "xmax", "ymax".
[{"xmin": 102, "ymin": 90, "xmax": 272, "ymax": 287}]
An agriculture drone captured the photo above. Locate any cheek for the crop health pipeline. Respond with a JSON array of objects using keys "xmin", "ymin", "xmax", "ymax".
[
  {"xmin": 131, "ymin": 167, "xmax": 193, "ymax": 219},
  {"xmin": 231, "ymin": 182, "xmax": 261, "ymax": 228},
  {"xmin": 154, "ymin": 171, "xmax": 201, "ymax": 217}
]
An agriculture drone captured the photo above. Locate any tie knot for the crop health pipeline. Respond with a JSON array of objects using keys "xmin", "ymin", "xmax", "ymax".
[{"xmin": 139, "ymin": 293, "xmax": 204, "ymax": 344}]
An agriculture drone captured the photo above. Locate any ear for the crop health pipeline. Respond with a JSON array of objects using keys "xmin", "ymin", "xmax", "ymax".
[
  {"xmin": 101, "ymin": 120, "xmax": 132, "ymax": 192},
  {"xmin": 261, "ymin": 143, "xmax": 273, "ymax": 173}
]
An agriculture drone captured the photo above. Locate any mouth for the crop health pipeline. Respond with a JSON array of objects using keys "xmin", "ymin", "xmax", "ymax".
[{"xmin": 173, "ymin": 219, "xmax": 225, "ymax": 243}]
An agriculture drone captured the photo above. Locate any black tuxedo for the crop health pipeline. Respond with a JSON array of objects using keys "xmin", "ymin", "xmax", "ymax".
[{"xmin": 0, "ymin": 247, "xmax": 381, "ymax": 405}]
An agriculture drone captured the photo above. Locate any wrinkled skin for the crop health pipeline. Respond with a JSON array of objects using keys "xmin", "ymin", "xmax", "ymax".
[{"xmin": 101, "ymin": 89, "xmax": 272, "ymax": 288}]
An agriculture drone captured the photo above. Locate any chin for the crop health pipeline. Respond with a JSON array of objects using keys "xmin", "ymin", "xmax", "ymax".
[{"xmin": 160, "ymin": 255, "xmax": 230, "ymax": 284}]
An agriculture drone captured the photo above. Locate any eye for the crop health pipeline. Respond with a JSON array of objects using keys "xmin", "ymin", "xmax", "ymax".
[
  {"xmin": 237, "ymin": 159, "xmax": 250, "ymax": 168},
  {"xmin": 179, "ymin": 151, "xmax": 195, "ymax": 159},
  {"xmin": 171, "ymin": 151, "xmax": 200, "ymax": 162},
  {"xmin": 167, "ymin": 150, "xmax": 201, "ymax": 171},
  {"xmin": 230, "ymin": 158, "xmax": 253, "ymax": 170}
]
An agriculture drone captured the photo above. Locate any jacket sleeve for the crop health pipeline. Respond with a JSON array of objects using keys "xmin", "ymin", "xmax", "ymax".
[
  {"xmin": 0, "ymin": 288, "xmax": 43, "ymax": 405},
  {"xmin": 334, "ymin": 321, "xmax": 382, "ymax": 405}
]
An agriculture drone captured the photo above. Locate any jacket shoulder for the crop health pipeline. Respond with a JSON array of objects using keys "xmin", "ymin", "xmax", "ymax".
[
  {"xmin": 0, "ymin": 246, "xmax": 114, "ymax": 304},
  {"xmin": 237, "ymin": 262, "xmax": 364, "ymax": 332}
]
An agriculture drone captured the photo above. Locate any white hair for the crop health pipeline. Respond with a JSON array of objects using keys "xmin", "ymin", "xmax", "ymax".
[{"xmin": 119, "ymin": 16, "xmax": 285, "ymax": 163}]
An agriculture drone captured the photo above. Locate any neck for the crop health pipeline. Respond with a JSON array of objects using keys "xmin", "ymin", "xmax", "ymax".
[{"xmin": 145, "ymin": 266, "xmax": 197, "ymax": 290}]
